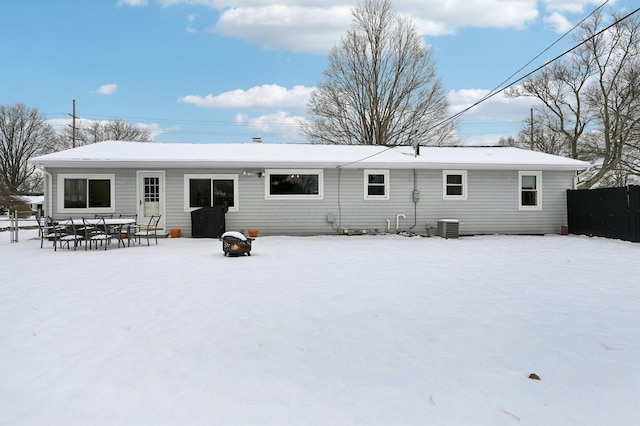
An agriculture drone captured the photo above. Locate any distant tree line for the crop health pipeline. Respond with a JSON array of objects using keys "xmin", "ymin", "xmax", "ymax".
[{"xmin": 0, "ymin": 103, "xmax": 151, "ymax": 196}]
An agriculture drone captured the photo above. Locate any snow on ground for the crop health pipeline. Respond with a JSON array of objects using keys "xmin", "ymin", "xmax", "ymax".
[{"xmin": 1, "ymin": 233, "xmax": 639, "ymax": 425}]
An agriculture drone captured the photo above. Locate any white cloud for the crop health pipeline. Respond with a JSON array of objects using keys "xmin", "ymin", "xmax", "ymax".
[
  {"xmin": 134, "ymin": 122, "xmax": 169, "ymax": 141},
  {"xmin": 541, "ymin": 0, "xmax": 601, "ymax": 14},
  {"xmin": 178, "ymin": 84, "xmax": 314, "ymax": 111},
  {"xmin": 186, "ymin": 13, "xmax": 199, "ymax": 33},
  {"xmin": 544, "ymin": 12, "xmax": 574, "ymax": 33},
  {"xmin": 140, "ymin": 1, "xmax": 616, "ymax": 54},
  {"xmin": 153, "ymin": 1, "xmax": 541, "ymax": 53},
  {"xmin": 235, "ymin": 111, "xmax": 305, "ymax": 140},
  {"xmin": 117, "ymin": 0, "xmax": 148, "ymax": 6},
  {"xmin": 213, "ymin": 5, "xmax": 351, "ymax": 54},
  {"xmin": 96, "ymin": 83, "xmax": 118, "ymax": 95}
]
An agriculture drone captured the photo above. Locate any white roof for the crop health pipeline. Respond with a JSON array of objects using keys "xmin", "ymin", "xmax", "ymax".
[
  {"xmin": 20, "ymin": 195, "xmax": 44, "ymax": 205},
  {"xmin": 29, "ymin": 141, "xmax": 590, "ymax": 171}
]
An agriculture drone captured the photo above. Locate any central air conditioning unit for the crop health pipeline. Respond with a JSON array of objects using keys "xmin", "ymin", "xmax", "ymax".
[{"xmin": 437, "ymin": 219, "xmax": 459, "ymax": 239}]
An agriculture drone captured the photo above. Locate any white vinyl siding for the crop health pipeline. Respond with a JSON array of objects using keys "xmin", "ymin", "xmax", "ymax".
[{"xmin": 46, "ymin": 167, "xmax": 573, "ymax": 237}]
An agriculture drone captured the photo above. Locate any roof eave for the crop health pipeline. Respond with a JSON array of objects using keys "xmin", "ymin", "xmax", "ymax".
[{"xmin": 30, "ymin": 159, "xmax": 591, "ymax": 172}]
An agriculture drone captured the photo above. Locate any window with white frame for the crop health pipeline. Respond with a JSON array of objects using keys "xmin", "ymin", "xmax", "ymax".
[
  {"xmin": 443, "ymin": 170, "xmax": 467, "ymax": 200},
  {"xmin": 364, "ymin": 170, "xmax": 389, "ymax": 200},
  {"xmin": 57, "ymin": 174, "xmax": 115, "ymax": 213},
  {"xmin": 184, "ymin": 174, "xmax": 239, "ymax": 212},
  {"xmin": 519, "ymin": 171, "xmax": 542, "ymax": 210},
  {"xmin": 265, "ymin": 169, "xmax": 323, "ymax": 199}
]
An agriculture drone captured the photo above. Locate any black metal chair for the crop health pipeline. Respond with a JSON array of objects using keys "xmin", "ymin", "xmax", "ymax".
[
  {"xmin": 36, "ymin": 216, "xmax": 64, "ymax": 250},
  {"xmin": 83, "ymin": 217, "xmax": 112, "ymax": 250},
  {"xmin": 135, "ymin": 215, "xmax": 161, "ymax": 246},
  {"xmin": 59, "ymin": 218, "xmax": 85, "ymax": 251},
  {"xmin": 119, "ymin": 214, "xmax": 140, "ymax": 246}
]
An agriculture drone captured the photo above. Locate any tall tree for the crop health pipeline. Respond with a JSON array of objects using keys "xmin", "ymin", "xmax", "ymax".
[
  {"xmin": 0, "ymin": 103, "xmax": 62, "ymax": 193},
  {"xmin": 507, "ymin": 9, "xmax": 640, "ymax": 188},
  {"xmin": 301, "ymin": 0, "xmax": 455, "ymax": 146},
  {"xmin": 61, "ymin": 119, "xmax": 152, "ymax": 147}
]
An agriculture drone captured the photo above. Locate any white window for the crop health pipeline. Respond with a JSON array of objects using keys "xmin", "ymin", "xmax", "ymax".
[
  {"xmin": 443, "ymin": 170, "xmax": 467, "ymax": 200},
  {"xmin": 265, "ymin": 169, "xmax": 323, "ymax": 200},
  {"xmin": 57, "ymin": 174, "xmax": 115, "ymax": 214},
  {"xmin": 519, "ymin": 171, "xmax": 542, "ymax": 210},
  {"xmin": 364, "ymin": 170, "xmax": 389, "ymax": 200},
  {"xmin": 184, "ymin": 174, "xmax": 239, "ymax": 212}
]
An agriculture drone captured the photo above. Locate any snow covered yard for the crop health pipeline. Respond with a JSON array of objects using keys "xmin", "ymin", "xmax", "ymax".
[{"xmin": 1, "ymin": 234, "xmax": 639, "ymax": 425}]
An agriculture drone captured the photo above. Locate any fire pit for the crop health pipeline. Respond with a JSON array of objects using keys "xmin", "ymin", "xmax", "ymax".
[{"xmin": 220, "ymin": 231, "xmax": 254, "ymax": 256}]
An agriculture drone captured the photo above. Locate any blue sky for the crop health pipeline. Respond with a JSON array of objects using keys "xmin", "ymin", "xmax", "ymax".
[{"xmin": 1, "ymin": 0, "xmax": 636, "ymax": 145}]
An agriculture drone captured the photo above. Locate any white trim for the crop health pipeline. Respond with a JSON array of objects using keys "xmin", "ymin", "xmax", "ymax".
[
  {"xmin": 265, "ymin": 169, "xmax": 324, "ymax": 200},
  {"xmin": 57, "ymin": 173, "xmax": 116, "ymax": 215},
  {"xmin": 442, "ymin": 170, "xmax": 467, "ymax": 200},
  {"xmin": 183, "ymin": 174, "xmax": 239, "ymax": 212},
  {"xmin": 518, "ymin": 171, "xmax": 542, "ymax": 210},
  {"xmin": 364, "ymin": 169, "xmax": 390, "ymax": 200}
]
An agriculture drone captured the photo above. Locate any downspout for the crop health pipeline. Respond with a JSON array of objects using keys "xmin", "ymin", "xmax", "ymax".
[
  {"xmin": 38, "ymin": 166, "xmax": 53, "ymax": 217},
  {"xmin": 336, "ymin": 166, "xmax": 342, "ymax": 232}
]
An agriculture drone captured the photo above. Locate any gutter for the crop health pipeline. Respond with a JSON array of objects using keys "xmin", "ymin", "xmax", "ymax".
[{"xmin": 32, "ymin": 159, "xmax": 591, "ymax": 172}]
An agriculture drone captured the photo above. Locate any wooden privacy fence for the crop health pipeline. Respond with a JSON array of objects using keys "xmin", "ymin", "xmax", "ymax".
[{"xmin": 567, "ymin": 185, "xmax": 640, "ymax": 242}]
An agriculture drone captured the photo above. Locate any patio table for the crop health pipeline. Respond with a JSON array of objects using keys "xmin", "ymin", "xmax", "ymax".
[{"xmin": 60, "ymin": 218, "xmax": 137, "ymax": 248}]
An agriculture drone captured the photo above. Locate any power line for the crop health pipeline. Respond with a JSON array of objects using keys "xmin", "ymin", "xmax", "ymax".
[
  {"xmin": 438, "ymin": 5, "xmax": 640, "ymax": 130},
  {"xmin": 467, "ymin": 0, "xmax": 612, "ymax": 117}
]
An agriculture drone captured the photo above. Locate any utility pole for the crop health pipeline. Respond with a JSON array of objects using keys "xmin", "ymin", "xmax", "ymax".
[
  {"xmin": 530, "ymin": 108, "xmax": 534, "ymax": 151},
  {"xmin": 68, "ymin": 99, "xmax": 77, "ymax": 148}
]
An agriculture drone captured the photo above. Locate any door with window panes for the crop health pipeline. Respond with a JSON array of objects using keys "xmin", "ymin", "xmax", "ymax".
[{"xmin": 137, "ymin": 172, "xmax": 165, "ymax": 230}]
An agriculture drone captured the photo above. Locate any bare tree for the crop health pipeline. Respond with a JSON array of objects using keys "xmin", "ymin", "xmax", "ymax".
[
  {"xmin": 580, "ymin": 10, "xmax": 640, "ymax": 187},
  {"xmin": 507, "ymin": 9, "xmax": 640, "ymax": 188},
  {"xmin": 301, "ymin": 0, "xmax": 455, "ymax": 146},
  {"xmin": 499, "ymin": 116, "xmax": 569, "ymax": 156},
  {"xmin": 0, "ymin": 103, "xmax": 63, "ymax": 193},
  {"xmin": 61, "ymin": 119, "xmax": 152, "ymax": 147},
  {"xmin": 505, "ymin": 59, "xmax": 594, "ymax": 160}
]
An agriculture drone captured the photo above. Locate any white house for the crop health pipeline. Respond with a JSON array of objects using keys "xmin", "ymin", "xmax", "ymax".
[{"xmin": 29, "ymin": 141, "xmax": 590, "ymax": 237}]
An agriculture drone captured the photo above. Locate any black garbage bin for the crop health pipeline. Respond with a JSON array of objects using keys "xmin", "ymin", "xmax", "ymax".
[{"xmin": 191, "ymin": 204, "xmax": 228, "ymax": 238}]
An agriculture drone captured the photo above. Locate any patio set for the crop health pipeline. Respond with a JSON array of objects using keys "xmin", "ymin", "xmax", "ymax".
[{"xmin": 36, "ymin": 214, "xmax": 161, "ymax": 251}]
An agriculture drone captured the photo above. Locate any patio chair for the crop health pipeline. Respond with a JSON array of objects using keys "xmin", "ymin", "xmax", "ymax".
[
  {"xmin": 135, "ymin": 215, "xmax": 161, "ymax": 246},
  {"xmin": 59, "ymin": 217, "xmax": 85, "ymax": 251},
  {"xmin": 119, "ymin": 213, "xmax": 140, "ymax": 246},
  {"xmin": 83, "ymin": 217, "xmax": 112, "ymax": 250},
  {"xmin": 95, "ymin": 213, "xmax": 120, "ymax": 237},
  {"xmin": 36, "ymin": 216, "xmax": 64, "ymax": 250}
]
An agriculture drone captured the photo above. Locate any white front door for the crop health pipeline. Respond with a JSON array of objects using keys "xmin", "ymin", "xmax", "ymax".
[{"xmin": 137, "ymin": 171, "xmax": 165, "ymax": 230}]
